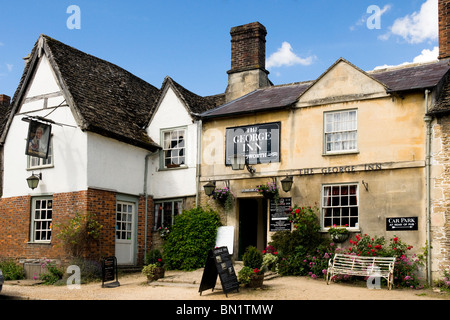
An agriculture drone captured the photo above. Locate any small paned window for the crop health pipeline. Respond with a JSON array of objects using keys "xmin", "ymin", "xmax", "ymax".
[
  {"xmin": 154, "ymin": 200, "xmax": 183, "ymax": 230},
  {"xmin": 31, "ymin": 197, "xmax": 53, "ymax": 243},
  {"xmin": 324, "ymin": 110, "xmax": 357, "ymax": 153},
  {"xmin": 322, "ymin": 184, "xmax": 358, "ymax": 228},
  {"xmin": 162, "ymin": 129, "xmax": 186, "ymax": 168}
]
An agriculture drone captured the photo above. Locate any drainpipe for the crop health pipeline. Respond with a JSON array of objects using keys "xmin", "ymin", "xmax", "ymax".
[
  {"xmin": 144, "ymin": 153, "xmax": 153, "ymax": 255},
  {"xmin": 195, "ymin": 119, "xmax": 202, "ymax": 208},
  {"xmin": 424, "ymin": 89, "xmax": 432, "ymax": 286}
]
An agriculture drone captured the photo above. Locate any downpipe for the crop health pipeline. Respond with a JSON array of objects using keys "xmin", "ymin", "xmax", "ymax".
[{"xmin": 424, "ymin": 89, "xmax": 432, "ymax": 286}]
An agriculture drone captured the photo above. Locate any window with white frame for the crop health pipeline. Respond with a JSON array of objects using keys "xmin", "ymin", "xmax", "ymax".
[
  {"xmin": 27, "ymin": 138, "xmax": 53, "ymax": 169},
  {"xmin": 324, "ymin": 110, "xmax": 357, "ymax": 153},
  {"xmin": 31, "ymin": 197, "xmax": 53, "ymax": 242},
  {"xmin": 154, "ymin": 200, "xmax": 183, "ymax": 230},
  {"xmin": 322, "ymin": 184, "xmax": 358, "ymax": 229},
  {"xmin": 162, "ymin": 129, "xmax": 186, "ymax": 168}
]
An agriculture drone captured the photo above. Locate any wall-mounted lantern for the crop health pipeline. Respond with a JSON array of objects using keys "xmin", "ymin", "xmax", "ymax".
[
  {"xmin": 27, "ymin": 172, "xmax": 42, "ymax": 190},
  {"xmin": 203, "ymin": 181, "xmax": 216, "ymax": 197},
  {"xmin": 231, "ymin": 154, "xmax": 255, "ymax": 174},
  {"xmin": 281, "ymin": 175, "xmax": 293, "ymax": 193}
]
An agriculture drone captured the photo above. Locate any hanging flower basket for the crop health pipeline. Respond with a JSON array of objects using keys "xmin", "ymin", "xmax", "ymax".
[
  {"xmin": 212, "ymin": 187, "xmax": 235, "ymax": 211},
  {"xmin": 256, "ymin": 182, "xmax": 279, "ymax": 201}
]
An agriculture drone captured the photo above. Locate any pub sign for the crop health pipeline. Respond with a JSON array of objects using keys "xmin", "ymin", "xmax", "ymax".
[{"xmin": 225, "ymin": 122, "xmax": 280, "ymax": 165}]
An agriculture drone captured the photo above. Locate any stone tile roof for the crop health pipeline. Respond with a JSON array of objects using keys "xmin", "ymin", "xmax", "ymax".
[
  {"xmin": 7, "ymin": 35, "xmax": 161, "ymax": 151},
  {"xmin": 155, "ymin": 76, "xmax": 225, "ymax": 117},
  {"xmin": 201, "ymin": 59, "xmax": 450, "ymax": 119}
]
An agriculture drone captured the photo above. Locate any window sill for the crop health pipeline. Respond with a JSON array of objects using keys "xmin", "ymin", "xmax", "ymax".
[
  {"xmin": 27, "ymin": 241, "xmax": 52, "ymax": 245},
  {"xmin": 158, "ymin": 165, "xmax": 188, "ymax": 172},
  {"xmin": 27, "ymin": 165, "xmax": 54, "ymax": 171},
  {"xmin": 322, "ymin": 150, "xmax": 359, "ymax": 157}
]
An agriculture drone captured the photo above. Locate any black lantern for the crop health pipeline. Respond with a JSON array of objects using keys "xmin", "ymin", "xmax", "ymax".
[
  {"xmin": 281, "ymin": 175, "xmax": 293, "ymax": 192},
  {"xmin": 26, "ymin": 172, "xmax": 42, "ymax": 190},
  {"xmin": 203, "ymin": 181, "xmax": 216, "ymax": 197},
  {"xmin": 230, "ymin": 154, "xmax": 255, "ymax": 174}
]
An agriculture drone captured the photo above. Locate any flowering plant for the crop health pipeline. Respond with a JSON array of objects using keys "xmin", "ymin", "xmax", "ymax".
[
  {"xmin": 256, "ymin": 181, "xmax": 279, "ymax": 201},
  {"xmin": 212, "ymin": 187, "xmax": 235, "ymax": 211},
  {"xmin": 158, "ymin": 226, "xmax": 170, "ymax": 239},
  {"xmin": 328, "ymin": 224, "xmax": 349, "ymax": 236}
]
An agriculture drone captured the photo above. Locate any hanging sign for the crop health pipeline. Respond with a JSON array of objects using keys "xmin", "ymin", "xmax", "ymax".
[
  {"xmin": 199, "ymin": 246, "xmax": 239, "ymax": 297},
  {"xmin": 269, "ymin": 197, "xmax": 292, "ymax": 231},
  {"xmin": 25, "ymin": 120, "xmax": 52, "ymax": 159},
  {"xmin": 386, "ymin": 217, "xmax": 418, "ymax": 231},
  {"xmin": 225, "ymin": 122, "xmax": 280, "ymax": 165}
]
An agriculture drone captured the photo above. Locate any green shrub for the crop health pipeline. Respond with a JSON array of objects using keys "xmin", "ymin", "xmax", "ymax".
[
  {"xmin": 242, "ymin": 246, "xmax": 263, "ymax": 270},
  {"xmin": 162, "ymin": 207, "xmax": 221, "ymax": 271},
  {"xmin": 145, "ymin": 249, "xmax": 164, "ymax": 267},
  {"xmin": 0, "ymin": 259, "xmax": 25, "ymax": 280}
]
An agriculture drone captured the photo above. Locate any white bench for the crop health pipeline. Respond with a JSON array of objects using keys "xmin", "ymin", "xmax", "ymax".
[{"xmin": 326, "ymin": 254, "xmax": 396, "ymax": 290}]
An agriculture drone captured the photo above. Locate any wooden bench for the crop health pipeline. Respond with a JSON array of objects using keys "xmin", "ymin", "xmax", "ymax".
[{"xmin": 326, "ymin": 254, "xmax": 396, "ymax": 290}]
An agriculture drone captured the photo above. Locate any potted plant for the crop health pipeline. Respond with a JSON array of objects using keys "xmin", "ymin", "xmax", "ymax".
[
  {"xmin": 144, "ymin": 249, "xmax": 165, "ymax": 281},
  {"xmin": 238, "ymin": 246, "xmax": 264, "ymax": 288},
  {"xmin": 212, "ymin": 187, "xmax": 235, "ymax": 211},
  {"xmin": 256, "ymin": 181, "xmax": 279, "ymax": 202},
  {"xmin": 328, "ymin": 224, "xmax": 350, "ymax": 243}
]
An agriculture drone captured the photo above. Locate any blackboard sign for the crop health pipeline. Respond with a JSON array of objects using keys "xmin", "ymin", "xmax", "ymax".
[
  {"xmin": 199, "ymin": 246, "xmax": 239, "ymax": 297},
  {"xmin": 386, "ymin": 217, "xmax": 418, "ymax": 231},
  {"xmin": 269, "ymin": 197, "xmax": 292, "ymax": 231},
  {"xmin": 102, "ymin": 256, "xmax": 120, "ymax": 288}
]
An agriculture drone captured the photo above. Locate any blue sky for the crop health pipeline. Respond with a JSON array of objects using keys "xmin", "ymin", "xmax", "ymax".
[{"xmin": 0, "ymin": 0, "xmax": 439, "ymax": 98}]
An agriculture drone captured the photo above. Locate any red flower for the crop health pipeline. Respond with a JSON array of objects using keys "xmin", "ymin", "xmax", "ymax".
[
  {"xmin": 393, "ymin": 237, "xmax": 398, "ymax": 243},
  {"xmin": 158, "ymin": 258, "xmax": 162, "ymax": 262},
  {"xmin": 254, "ymin": 268, "xmax": 260, "ymax": 273},
  {"xmin": 295, "ymin": 208, "xmax": 300, "ymax": 214}
]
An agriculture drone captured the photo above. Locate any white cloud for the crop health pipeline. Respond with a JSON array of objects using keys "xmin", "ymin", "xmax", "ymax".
[
  {"xmin": 373, "ymin": 46, "xmax": 438, "ymax": 70},
  {"xmin": 6, "ymin": 63, "xmax": 13, "ymax": 72},
  {"xmin": 380, "ymin": 0, "xmax": 438, "ymax": 44},
  {"xmin": 266, "ymin": 42, "xmax": 316, "ymax": 69}
]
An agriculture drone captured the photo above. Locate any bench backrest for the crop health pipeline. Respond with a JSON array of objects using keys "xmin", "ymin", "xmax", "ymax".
[{"xmin": 331, "ymin": 254, "xmax": 395, "ymax": 273}]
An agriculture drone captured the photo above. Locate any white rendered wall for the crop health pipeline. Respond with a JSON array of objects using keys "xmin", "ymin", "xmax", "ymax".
[
  {"xmin": 2, "ymin": 55, "xmax": 88, "ymax": 197},
  {"xmin": 86, "ymin": 132, "xmax": 149, "ymax": 196},
  {"xmin": 147, "ymin": 87, "xmax": 198, "ymax": 199}
]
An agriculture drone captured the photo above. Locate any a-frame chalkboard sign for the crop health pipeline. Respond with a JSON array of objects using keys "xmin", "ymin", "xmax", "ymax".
[{"xmin": 198, "ymin": 246, "xmax": 239, "ymax": 297}]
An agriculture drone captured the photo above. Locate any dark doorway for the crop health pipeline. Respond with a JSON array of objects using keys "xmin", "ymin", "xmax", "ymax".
[{"xmin": 238, "ymin": 198, "xmax": 267, "ymax": 260}]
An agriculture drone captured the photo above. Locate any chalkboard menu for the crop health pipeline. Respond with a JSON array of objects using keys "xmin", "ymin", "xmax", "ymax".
[
  {"xmin": 102, "ymin": 256, "xmax": 120, "ymax": 288},
  {"xmin": 269, "ymin": 197, "xmax": 292, "ymax": 231},
  {"xmin": 199, "ymin": 246, "xmax": 239, "ymax": 297}
]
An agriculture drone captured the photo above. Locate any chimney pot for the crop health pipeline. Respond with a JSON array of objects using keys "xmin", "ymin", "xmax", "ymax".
[
  {"xmin": 225, "ymin": 22, "xmax": 271, "ymax": 102},
  {"xmin": 0, "ymin": 94, "xmax": 11, "ymax": 108},
  {"xmin": 439, "ymin": 0, "xmax": 450, "ymax": 60}
]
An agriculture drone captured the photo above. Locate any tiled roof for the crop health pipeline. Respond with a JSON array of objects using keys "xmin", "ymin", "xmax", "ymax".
[
  {"xmin": 201, "ymin": 81, "xmax": 312, "ymax": 118},
  {"xmin": 369, "ymin": 59, "xmax": 450, "ymax": 92},
  {"xmin": 8, "ymin": 35, "xmax": 161, "ymax": 151},
  {"xmin": 201, "ymin": 59, "xmax": 450, "ymax": 119},
  {"xmin": 156, "ymin": 76, "xmax": 225, "ymax": 117}
]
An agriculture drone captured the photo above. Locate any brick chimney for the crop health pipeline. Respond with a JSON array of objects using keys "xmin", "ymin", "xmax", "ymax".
[
  {"xmin": 439, "ymin": 0, "xmax": 450, "ymax": 60},
  {"xmin": 0, "ymin": 94, "xmax": 11, "ymax": 108},
  {"xmin": 225, "ymin": 22, "xmax": 271, "ymax": 102}
]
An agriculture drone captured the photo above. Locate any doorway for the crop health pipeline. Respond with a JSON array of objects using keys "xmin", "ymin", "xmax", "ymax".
[
  {"xmin": 238, "ymin": 198, "xmax": 267, "ymax": 260},
  {"xmin": 115, "ymin": 201, "xmax": 136, "ymax": 265}
]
